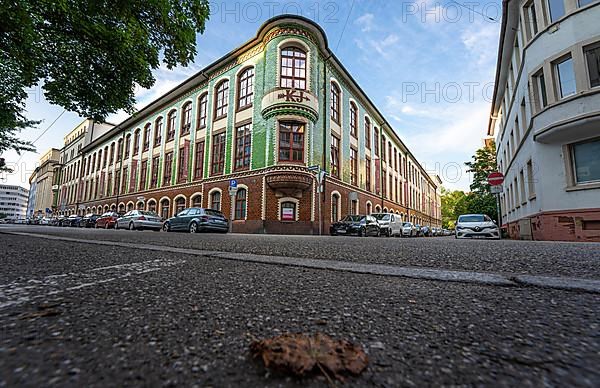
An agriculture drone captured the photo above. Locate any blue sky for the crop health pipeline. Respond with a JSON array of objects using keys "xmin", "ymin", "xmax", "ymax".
[{"xmin": 2, "ymin": 0, "xmax": 501, "ymax": 191}]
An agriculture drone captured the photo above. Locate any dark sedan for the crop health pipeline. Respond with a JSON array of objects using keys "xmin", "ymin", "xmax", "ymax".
[
  {"xmin": 80, "ymin": 213, "xmax": 100, "ymax": 228},
  {"xmin": 330, "ymin": 215, "xmax": 380, "ymax": 237},
  {"xmin": 67, "ymin": 215, "xmax": 82, "ymax": 227},
  {"xmin": 163, "ymin": 207, "xmax": 229, "ymax": 233}
]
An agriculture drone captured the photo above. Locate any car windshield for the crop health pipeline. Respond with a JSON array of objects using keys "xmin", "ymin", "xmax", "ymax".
[
  {"xmin": 204, "ymin": 209, "xmax": 224, "ymax": 217},
  {"xmin": 458, "ymin": 215, "xmax": 485, "ymax": 223},
  {"xmin": 403, "ymin": 222, "xmax": 412, "ymax": 227},
  {"xmin": 372, "ymin": 214, "xmax": 389, "ymax": 221},
  {"xmin": 341, "ymin": 215, "xmax": 363, "ymax": 222}
]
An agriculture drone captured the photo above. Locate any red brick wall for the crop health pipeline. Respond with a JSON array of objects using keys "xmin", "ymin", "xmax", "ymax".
[{"xmin": 506, "ymin": 208, "xmax": 600, "ymax": 242}]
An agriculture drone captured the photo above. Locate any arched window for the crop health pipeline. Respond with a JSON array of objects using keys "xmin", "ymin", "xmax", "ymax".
[
  {"xmin": 366, "ymin": 202, "xmax": 372, "ymax": 215},
  {"xmin": 143, "ymin": 123, "xmax": 151, "ymax": 151},
  {"xmin": 109, "ymin": 143, "xmax": 115, "ymax": 165},
  {"xmin": 331, "ymin": 193, "xmax": 340, "ymax": 222},
  {"xmin": 181, "ymin": 102, "xmax": 192, "ymax": 135},
  {"xmin": 119, "ymin": 203, "xmax": 125, "ymax": 213},
  {"xmin": 192, "ymin": 195, "xmax": 202, "ymax": 207},
  {"xmin": 160, "ymin": 198, "xmax": 170, "ymax": 219},
  {"xmin": 133, "ymin": 129, "xmax": 140, "ymax": 155},
  {"xmin": 214, "ymin": 80, "xmax": 229, "ymax": 119},
  {"xmin": 117, "ymin": 138, "xmax": 124, "ymax": 160},
  {"xmin": 280, "ymin": 46, "xmax": 306, "ymax": 90},
  {"xmin": 124, "ymin": 134, "xmax": 131, "ymax": 158},
  {"xmin": 330, "ymin": 82, "xmax": 340, "ymax": 123},
  {"xmin": 147, "ymin": 200, "xmax": 156, "ymax": 212},
  {"xmin": 154, "ymin": 117, "xmax": 163, "ymax": 147},
  {"xmin": 137, "ymin": 201, "xmax": 145, "ymax": 210},
  {"xmin": 103, "ymin": 147, "xmax": 108, "ymax": 167},
  {"xmin": 235, "ymin": 188, "xmax": 247, "ymax": 219},
  {"xmin": 364, "ymin": 117, "xmax": 371, "ymax": 149},
  {"xmin": 175, "ymin": 197, "xmax": 186, "ymax": 213},
  {"xmin": 197, "ymin": 93, "xmax": 208, "ymax": 129},
  {"xmin": 237, "ymin": 68, "xmax": 254, "ymax": 109},
  {"xmin": 351, "ymin": 200, "xmax": 358, "ymax": 215},
  {"xmin": 350, "ymin": 102, "xmax": 358, "ymax": 137},
  {"xmin": 127, "ymin": 202, "xmax": 134, "ymax": 211},
  {"xmin": 278, "ymin": 121, "xmax": 304, "ymax": 162},
  {"xmin": 280, "ymin": 201, "xmax": 296, "ymax": 221},
  {"xmin": 210, "ymin": 191, "xmax": 221, "ymax": 211},
  {"xmin": 166, "ymin": 110, "xmax": 177, "ymax": 141}
]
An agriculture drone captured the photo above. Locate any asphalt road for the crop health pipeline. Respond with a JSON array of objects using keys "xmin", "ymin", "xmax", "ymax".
[{"xmin": 0, "ymin": 225, "xmax": 599, "ymax": 387}]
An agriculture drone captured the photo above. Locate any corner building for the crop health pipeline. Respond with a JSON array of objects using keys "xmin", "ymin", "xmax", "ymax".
[
  {"xmin": 67, "ymin": 15, "xmax": 441, "ymax": 234},
  {"xmin": 488, "ymin": 0, "xmax": 600, "ymax": 241}
]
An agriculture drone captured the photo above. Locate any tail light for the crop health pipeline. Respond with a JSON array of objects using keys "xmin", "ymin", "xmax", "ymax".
[{"xmin": 138, "ymin": 215, "xmax": 146, "ymax": 221}]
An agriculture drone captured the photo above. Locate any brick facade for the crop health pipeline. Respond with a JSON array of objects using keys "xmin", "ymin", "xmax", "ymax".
[
  {"xmin": 55, "ymin": 15, "xmax": 441, "ymax": 234},
  {"xmin": 505, "ymin": 208, "xmax": 600, "ymax": 242}
]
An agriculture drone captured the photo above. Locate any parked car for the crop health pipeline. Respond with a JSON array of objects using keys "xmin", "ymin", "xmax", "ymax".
[
  {"xmin": 414, "ymin": 224, "xmax": 423, "ymax": 237},
  {"xmin": 455, "ymin": 214, "xmax": 500, "ymax": 239},
  {"xmin": 115, "ymin": 210, "xmax": 162, "ymax": 231},
  {"xmin": 371, "ymin": 213, "xmax": 402, "ymax": 237},
  {"xmin": 163, "ymin": 207, "xmax": 229, "ymax": 233},
  {"xmin": 67, "ymin": 214, "xmax": 82, "ymax": 227},
  {"xmin": 57, "ymin": 216, "xmax": 71, "ymax": 227},
  {"xmin": 80, "ymin": 213, "xmax": 100, "ymax": 228},
  {"xmin": 330, "ymin": 215, "xmax": 380, "ymax": 237},
  {"xmin": 401, "ymin": 222, "xmax": 417, "ymax": 237},
  {"xmin": 96, "ymin": 212, "xmax": 119, "ymax": 229},
  {"xmin": 421, "ymin": 225, "xmax": 431, "ymax": 237}
]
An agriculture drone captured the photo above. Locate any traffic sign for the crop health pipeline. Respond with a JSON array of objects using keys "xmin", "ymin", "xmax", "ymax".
[
  {"xmin": 487, "ymin": 172, "xmax": 504, "ymax": 186},
  {"xmin": 229, "ymin": 179, "xmax": 238, "ymax": 188},
  {"xmin": 490, "ymin": 185, "xmax": 503, "ymax": 194},
  {"xmin": 307, "ymin": 165, "xmax": 320, "ymax": 172},
  {"xmin": 228, "ymin": 187, "xmax": 238, "ymax": 197}
]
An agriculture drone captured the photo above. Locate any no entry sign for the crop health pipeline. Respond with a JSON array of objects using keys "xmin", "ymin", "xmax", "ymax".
[{"xmin": 487, "ymin": 172, "xmax": 505, "ymax": 186}]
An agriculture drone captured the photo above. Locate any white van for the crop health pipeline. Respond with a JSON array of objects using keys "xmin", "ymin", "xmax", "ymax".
[{"xmin": 371, "ymin": 213, "xmax": 402, "ymax": 237}]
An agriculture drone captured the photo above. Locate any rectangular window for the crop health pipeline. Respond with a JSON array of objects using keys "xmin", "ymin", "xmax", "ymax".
[
  {"xmin": 211, "ymin": 132, "xmax": 226, "ymax": 175},
  {"xmin": 234, "ymin": 123, "xmax": 252, "ymax": 171},
  {"xmin": 381, "ymin": 135, "xmax": 386, "ymax": 161},
  {"xmin": 519, "ymin": 170, "xmax": 527, "ymax": 204},
  {"xmin": 364, "ymin": 118, "xmax": 371, "ymax": 149},
  {"xmin": 278, "ymin": 122, "xmax": 305, "ymax": 162},
  {"xmin": 555, "ymin": 56, "xmax": 576, "ymax": 98},
  {"xmin": 163, "ymin": 152, "xmax": 173, "ymax": 185},
  {"xmin": 578, "ymin": 0, "xmax": 595, "ymax": 6},
  {"xmin": 194, "ymin": 141, "xmax": 205, "ymax": 180},
  {"xmin": 151, "ymin": 156, "xmax": 159, "ymax": 188},
  {"xmin": 122, "ymin": 167, "xmax": 128, "ymax": 193},
  {"xmin": 533, "ymin": 69, "xmax": 548, "ymax": 111},
  {"xmin": 527, "ymin": 160, "xmax": 536, "ymax": 198},
  {"xmin": 178, "ymin": 146, "xmax": 187, "ymax": 182},
  {"xmin": 373, "ymin": 127, "xmax": 379, "ymax": 156},
  {"xmin": 524, "ymin": 1, "xmax": 539, "ymax": 39},
  {"xmin": 350, "ymin": 147, "xmax": 358, "ymax": 186},
  {"xmin": 584, "ymin": 42, "xmax": 600, "ymax": 88},
  {"xmin": 139, "ymin": 160, "xmax": 148, "ymax": 191},
  {"xmin": 547, "ymin": 0, "xmax": 565, "ymax": 23},
  {"xmin": 514, "ymin": 177, "xmax": 519, "ymax": 207},
  {"xmin": 365, "ymin": 156, "xmax": 371, "ymax": 191},
  {"xmin": 330, "ymin": 135, "xmax": 340, "ymax": 178},
  {"xmin": 107, "ymin": 173, "xmax": 113, "ymax": 197},
  {"xmin": 114, "ymin": 170, "xmax": 120, "ymax": 196},
  {"xmin": 571, "ymin": 138, "xmax": 600, "ymax": 184}
]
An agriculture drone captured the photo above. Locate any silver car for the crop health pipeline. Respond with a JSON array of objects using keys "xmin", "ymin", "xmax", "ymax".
[
  {"xmin": 115, "ymin": 210, "xmax": 163, "ymax": 231},
  {"xmin": 455, "ymin": 214, "xmax": 500, "ymax": 239},
  {"xmin": 401, "ymin": 222, "xmax": 417, "ymax": 237}
]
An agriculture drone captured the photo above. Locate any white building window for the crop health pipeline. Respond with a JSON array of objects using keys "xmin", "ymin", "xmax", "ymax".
[
  {"xmin": 554, "ymin": 56, "xmax": 576, "ymax": 99},
  {"xmin": 571, "ymin": 138, "xmax": 600, "ymax": 184}
]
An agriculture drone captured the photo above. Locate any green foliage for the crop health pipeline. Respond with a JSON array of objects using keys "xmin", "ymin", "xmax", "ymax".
[
  {"xmin": 462, "ymin": 141, "xmax": 499, "ymax": 221},
  {"xmin": 0, "ymin": 0, "xmax": 210, "ymax": 168},
  {"xmin": 440, "ymin": 187, "xmax": 467, "ymax": 229}
]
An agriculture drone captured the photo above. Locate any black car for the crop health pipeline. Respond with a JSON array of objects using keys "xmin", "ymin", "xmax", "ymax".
[
  {"xmin": 330, "ymin": 215, "xmax": 380, "ymax": 237},
  {"xmin": 66, "ymin": 215, "xmax": 82, "ymax": 227},
  {"xmin": 80, "ymin": 213, "xmax": 100, "ymax": 228},
  {"xmin": 163, "ymin": 207, "xmax": 229, "ymax": 233}
]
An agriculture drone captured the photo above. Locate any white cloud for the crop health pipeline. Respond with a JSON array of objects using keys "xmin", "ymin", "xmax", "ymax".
[
  {"xmin": 460, "ymin": 21, "xmax": 500, "ymax": 67},
  {"xmin": 355, "ymin": 13, "xmax": 375, "ymax": 32}
]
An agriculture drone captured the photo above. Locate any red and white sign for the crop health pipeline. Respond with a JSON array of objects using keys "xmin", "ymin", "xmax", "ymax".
[{"xmin": 487, "ymin": 172, "xmax": 505, "ymax": 186}]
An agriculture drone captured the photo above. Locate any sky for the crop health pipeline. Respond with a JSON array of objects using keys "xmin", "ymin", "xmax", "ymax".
[{"xmin": 1, "ymin": 0, "xmax": 501, "ymax": 191}]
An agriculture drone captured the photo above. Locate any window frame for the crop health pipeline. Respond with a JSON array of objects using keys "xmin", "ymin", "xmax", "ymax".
[
  {"xmin": 211, "ymin": 132, "xmax": 226, "ymax": 176},
  {"xmin": 330, "ymin": 134, "xmax": 340, "ymax": 178},
  {"xmin": 364, "ymin": 116, "xmax": 371, "ymax": 149},
  {"xmin": 330, "ymin": 82, "xmax": 340, "ymax": 124},
  {"xmin": 210, "ymin": 191, "xmax": 222, "ymax": 211},
  {"xmin": 237, "ymin": 67, "xmax": 254, "ymax": 111},
  {"xmin": 197, "ymin": 93, "xmax": 208, "ymax": 130},
  {"xmin": 181, "ymin": 102, "xmax": 192, "ymax": 136},
  {"xmin": 234, "ymin": 123, "xmax": 252, "ymax": 171},
  {"xmin": 214, "ymin": 79, "xmax": 229, "ymax": 120},
  {"xmin": 584, "ymin": 41, "xmax": 600, "ymax": 89},
  {"xmin": 194, "ymin": 141, "xmax": 205, "ymax": 180},
  {"xmin": 349, "ymin": 102, "xmax": 358, "ymax": 138},
  {"xmin": 280, "ymin": 46, "xmax": 307, "ymax": 90},
  {"xmin": 553, "ymin": 54, "xmax": 576, "ymax": 99},
  {"xmin": 166, "ymin": 110, "xmax": 177, "ymax": 142},
  {"xmin": 278, "ymin": 121, "xmax": 305, "ymax": 163},
  {"xmin": 234, "ymin": 188, "xmax": 247, "ymax": 220}
]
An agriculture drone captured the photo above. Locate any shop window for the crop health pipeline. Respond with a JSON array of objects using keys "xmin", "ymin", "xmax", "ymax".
[{"xmin": 280, "ymin": 201, "xmax": 296, "ymax": 221}]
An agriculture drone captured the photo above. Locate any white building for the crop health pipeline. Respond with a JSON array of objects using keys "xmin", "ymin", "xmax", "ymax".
[
  {"xmin": 487, "ymin": 0, "xmax": 600, "ymax": 241},
  {"xmin": 0, "ymin": 185, "xmax": 29, "ymax": 220}
]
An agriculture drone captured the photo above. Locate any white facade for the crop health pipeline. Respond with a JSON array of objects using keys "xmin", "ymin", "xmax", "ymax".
[
  {"xmin": 0, "ymin": 185, "xmax": 29, "ymax": 220},
  {"xmin": 488, "ymin": 0, "xmax": 600, "ymax": 241}
]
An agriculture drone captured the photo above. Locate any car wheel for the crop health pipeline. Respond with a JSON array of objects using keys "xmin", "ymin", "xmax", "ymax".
[
  {"xmin": 129, "ymin": 222, "xmax": 135, "ymax": 231},
  {"xmin": 114, "ymin": 222, "xmax": 119, "ymax": 230},
  {"xmin": 162, "ymin": 222, "xmax": 171, "ymax": 232},
  {"xmin": 376, "ymin": 228, "xmax": 381, "ymax": 237},
  {"xmin": 105, "ymin": 223, "xmax": 110, "ymax": 229},
  {"xmin": 358, "ymin": 227, "xmax": 364, "ymax": 237},
  {"xmin": 189, "ymin": 222, "xmax": 198, "ymax": 233},
  {"xmin": 94, "ymin": 223, "xmax": 98, "ymax": 229}
]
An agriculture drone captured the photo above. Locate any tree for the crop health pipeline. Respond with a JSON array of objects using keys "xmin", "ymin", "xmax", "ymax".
[
  {"xmin": 0, "ymin": 0, "xmax": 211, "ymax": 170},
  {"xmin": 440, "ymin": 187, "xmax": 467, "ymax": 229},
  {"xmin": 464, "ymin": 141, "xmax": 498, "ymax": 221}
]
